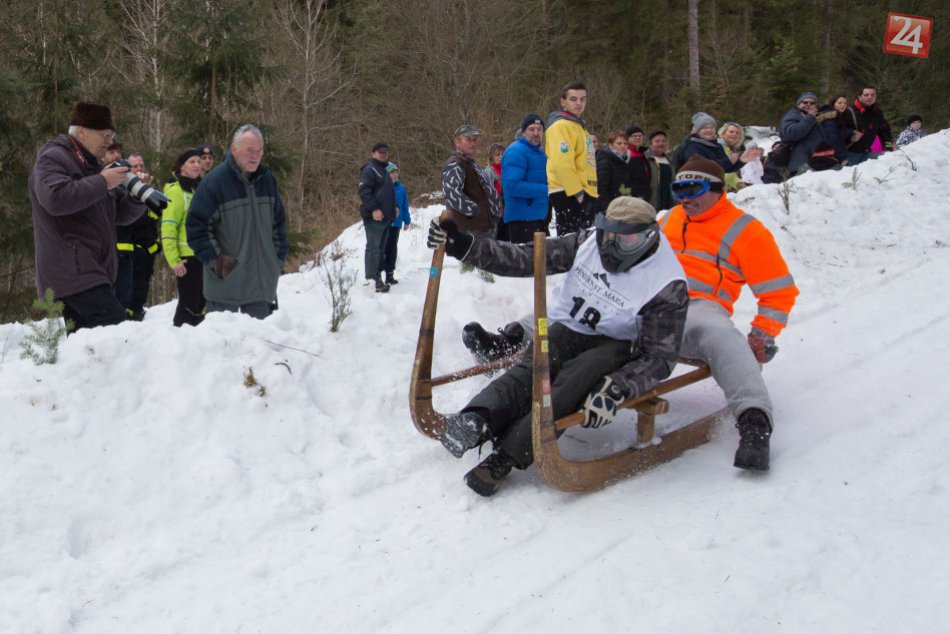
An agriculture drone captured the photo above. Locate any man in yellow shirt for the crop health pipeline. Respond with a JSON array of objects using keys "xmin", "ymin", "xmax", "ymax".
[{"xmin": 545, "ymin": 80, "xmax": 598, "ymax": 235}]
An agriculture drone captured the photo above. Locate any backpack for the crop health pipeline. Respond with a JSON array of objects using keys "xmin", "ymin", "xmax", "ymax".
[{"xmin": 761, "ymin": 142, "xmax": 791, "ymax": 184}]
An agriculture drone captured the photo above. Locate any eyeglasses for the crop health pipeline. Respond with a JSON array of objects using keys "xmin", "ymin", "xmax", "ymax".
[{"xmin": 670, "ymin": 179, "xmax": 714, "ymax": 199}]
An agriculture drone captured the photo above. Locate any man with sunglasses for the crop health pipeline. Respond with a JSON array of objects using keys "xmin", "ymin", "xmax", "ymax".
[
  {"xmin": 661, "ymin": 156, "xmax": 798, "ymax": 471},
  {"xmin": 779, "ymin": 92, "xmax": 826, "ymax": 175},
  {"xmin": 29, "ymin": 101, "xmax": 145, "ymax": 331},
  {"xmin": 427, "ymin": 196, "xmax": 688, "ymax": 496}
]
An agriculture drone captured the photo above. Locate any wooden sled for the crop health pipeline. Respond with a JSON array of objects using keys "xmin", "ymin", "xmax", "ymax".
[{"xmin": 409, "ymin": 233, "xmax": 727, "ymax": 492}]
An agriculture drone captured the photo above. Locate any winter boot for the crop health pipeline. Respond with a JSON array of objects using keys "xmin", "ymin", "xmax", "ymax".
[
  {"xmin": 441, "ymin": 411, "xmax": 489, "ymax": 458},
  {"xmin": 734, "ymin": 408, "xmax": 772, "ymax": 471},
  {"xmin": 385, "ymin": 272, "xmax": 398, "ymax": 285},
  {"xmin": 464, "ymin": 448, "xmax": 517, "ymax": 497},
  {"xmin": 462, "ymin": 321, "xmax": 526, "ymax": 363},
  {"xmin": 375, "ymin": 278, "xmax": 390, "ymax": 293}
]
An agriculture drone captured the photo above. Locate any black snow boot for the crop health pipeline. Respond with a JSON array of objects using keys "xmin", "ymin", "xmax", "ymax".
[
  {"xmin": 462, "ymin": 321, "xmax": 526, "ymax": 363},
  {"xmin": 464, "ymin": 448, "xmax": 517, "ymax": 497},
  {"xmin": 375, "ymin": 278, "xmax": 390, "ymax": 293},
  {"xmin": 385, "ymin": 272, "xmax": 398, "ymax": 285},
  {"xmin": 440, "ymin": 411, "xmax": 489, "ymax": 458},
  {"xmin": 734, "ymin": 408, "xmax": 772, "ymax": 471}
]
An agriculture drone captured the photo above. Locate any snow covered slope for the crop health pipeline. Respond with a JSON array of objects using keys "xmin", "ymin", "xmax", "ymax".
[{"xmin": 2, "ymin": 131, "xmax": 949, "ymax": 633}]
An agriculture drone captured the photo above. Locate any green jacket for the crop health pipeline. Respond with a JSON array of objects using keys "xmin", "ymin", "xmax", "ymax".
[{"xmin": 161, "ymin": 178, "xmax": 196, "ymax": 266}]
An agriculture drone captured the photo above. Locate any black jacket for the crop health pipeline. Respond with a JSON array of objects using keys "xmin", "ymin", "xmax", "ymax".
[
  {"xmin": 594, "ymin": 149, "xmax": 650, "ymax": 213},
  {"xmin": 846, "ymin": 100, "xmax": 893, "ymax": 153},
  {"xmin": 358, "ymin": 158, "xmax": 396, "ymax": 221}
]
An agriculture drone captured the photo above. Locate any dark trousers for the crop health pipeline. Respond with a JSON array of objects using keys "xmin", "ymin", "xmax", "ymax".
[
  {"xmin": 206, "ymin": 299, "xmax": 275, "ymax": 320},
  {"xmin": 383, "ymin": 225, "xmax": 402, "ymax": 275},
  {"xmin": 130, "ymin": 249, "xmax": 156, "ymax": 317},
  {"xmin": 173, "ymin": 258, "xmax": 205, "ymax": 327},
  {"xmin": 549, "ymin": 191, "xmax": 595, "ymax": 236},
  {"xmin": 115, "ymin": 251, "xmax": 134, "ymax": 312},
  {"xmin": 504, "ymin": 219, "xmax": 549, "ymax": 244},
  {"xmin": 61, "ymin": 283, "xmax": 127, "ymax": 333},
  {"xmin": 363, "ymin": 219, "xmax": 390, "ymax": 281},
  {"xmin": 466, "ymin": 322, "xmax": 633, "ymax": 468}
]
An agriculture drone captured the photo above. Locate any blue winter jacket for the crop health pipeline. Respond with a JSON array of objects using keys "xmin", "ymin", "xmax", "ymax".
[
  {"xmin": 392, "ymin": 181, "xmax": 411, "ymax": 228},
  {"xmin": 186, "ymin": 150, "xmax": 289, "ymax": 305},
  {"xmin": 501, "ymin": 136, "xmax": 548, "ymax": 222}
]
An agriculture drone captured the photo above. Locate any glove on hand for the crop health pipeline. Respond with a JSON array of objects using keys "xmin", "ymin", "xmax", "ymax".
[
  {"xmin": 582, "ymin": 377, "xmax": 627, "ymax": 428},
  {"xmin": 748, "ymin": 327, "xmax": 778, "ymax": 364},
  {"xmin": 211, "ymin": 254, "xmax": 238, "ymax": 279},
  {"xmin": 426, "ymin": 218, "xmax": 473, "ymax": 259}
]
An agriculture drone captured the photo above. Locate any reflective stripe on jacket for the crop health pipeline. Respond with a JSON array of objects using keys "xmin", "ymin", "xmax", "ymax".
[{"xmin": 660, "ymin": 195, "xmax": 798, "ymax": 337}]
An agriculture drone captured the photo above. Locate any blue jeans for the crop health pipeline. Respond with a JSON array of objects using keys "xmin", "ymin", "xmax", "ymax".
[
  {"xmin": 846, "ymin": 151, "xmax": 879, "ymax": 166},
  {"xmin": 363, "ymin": 218, "xmax": 390, "ymax": 281}
]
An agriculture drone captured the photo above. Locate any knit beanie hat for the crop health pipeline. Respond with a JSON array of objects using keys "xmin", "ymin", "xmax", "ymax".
[
  {"xmin": 906, "ymin": 114, "xmax": 923, "ymax": 126},
  {"xmin": 625, "ymin": 124, "xmax": 644, "ymax": 137},
  {"xmin": 520, "ymin": 113, "xmax": 544, "ymax": 133},
  {"xmin": 676, "ymin": 156, "xmax": 725, "ymax": 184},
  {"xmin": 691, "ymin": 112, "xmax": 716, "ymax": 132},
  {"xmin": 605, "ymin": 196, "xmax": 657, "ymax": 225},
  {"xmin": 175, "ymin": 148, "xmax": 202, "ymax": 170},
  {"xmin": 386, "ymin": 162, "xmax": 399, "ymax": 173},
  {"xmin": 796, "ymin": 92, "xmax": 819, "ymax": 105},
  {"xmin": 70, "ymin": 102, "xmax": 115, "ymax": 131}
]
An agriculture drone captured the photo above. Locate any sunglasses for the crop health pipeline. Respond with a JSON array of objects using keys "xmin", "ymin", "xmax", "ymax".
[
  {"xmin": 670, "ymin": 179, "xmax": 714, "ymax": 199},
  {"xmin": 800, "ymin": 100, "xmax": 817, "ymax": 106}
]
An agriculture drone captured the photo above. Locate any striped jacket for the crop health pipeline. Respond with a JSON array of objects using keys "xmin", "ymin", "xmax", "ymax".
[{"xmin": 660, "ymin": 195, "xmax": 798, "ymax": 337}]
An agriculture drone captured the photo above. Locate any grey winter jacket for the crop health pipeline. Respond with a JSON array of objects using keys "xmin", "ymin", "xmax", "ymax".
[
  {"xmin": 779, "ymin": 107, "xmax": 824, "ymax": 173},
  {"xmin": 28, "ymin": 134, "xmax": 145, "ymax": 299},
  {"xmin": 458, "ymin": 230, "xmax": 688, "ymax": 399},
  {"xmin": 186, "ymin": 151, "xmax": 289, "ymax": 305}
]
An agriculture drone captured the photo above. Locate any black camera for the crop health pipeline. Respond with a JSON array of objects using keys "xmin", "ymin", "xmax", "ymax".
[{"xmin": 107, "ymin": 159, "xmax": 171, "ymax": 213}]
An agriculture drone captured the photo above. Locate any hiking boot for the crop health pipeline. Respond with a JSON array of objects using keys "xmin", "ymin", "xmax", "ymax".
[
  {"xmin": 464, "ymin": 448, "xmax": 517, "ymax": 497},
  {"xmin": 462, "ymin": 321, "xmax": 526, "ymax": 363},
  {"xmin": 385, "ymin": 272, "xmax": 398, "ymax": 285},
  {"xmin": 375, "ymin": 279, "xmax": 390, "ymax": 293},
  {"xmin": 734, "ymin": 408, "xmax": 772, "ymax": 471},
  {"xmin": 441, "ymin": 411, "xmax": 489, "ymax": 458}
]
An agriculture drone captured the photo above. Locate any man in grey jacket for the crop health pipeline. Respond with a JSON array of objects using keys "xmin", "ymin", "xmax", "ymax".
[
  {"xmin": 28, "ymin": 101, "xmax": 145, "ymax": 331},
  {"xmin": 779, "ymin": 92, "xmax": 825, "ymax": 174},
  {"xmin": 187, "ymin": 124, "xmax": 289, "ymax": 320}
]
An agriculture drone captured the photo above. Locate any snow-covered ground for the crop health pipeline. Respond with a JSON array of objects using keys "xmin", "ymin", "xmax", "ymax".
[{"xmin": 2, "ymin": 132, "xmax": 949, "ymax": 633}]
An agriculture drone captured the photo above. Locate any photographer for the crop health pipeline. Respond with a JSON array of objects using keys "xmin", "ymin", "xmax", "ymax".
[{"xmin": 28, "ymin": 101, "xmax": 146, "ymax": 331}]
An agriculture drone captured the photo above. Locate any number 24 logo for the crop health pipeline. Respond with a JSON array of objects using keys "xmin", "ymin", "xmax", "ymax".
[{"xmin": 883, "ymin": 13, "xmax": 932, "ymax": 59}]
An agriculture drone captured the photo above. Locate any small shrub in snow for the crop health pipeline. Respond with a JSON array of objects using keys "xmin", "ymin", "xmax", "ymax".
[
  {"xmin": 19, "ymin": 288, "xmax": 72, "ymax": 365},
  {"xmin": 322, "ymin": 240, "xmax": 356, "ymax": 332}
]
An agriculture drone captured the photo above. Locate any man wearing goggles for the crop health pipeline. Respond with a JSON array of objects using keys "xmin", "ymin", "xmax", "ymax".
[
  {"xmin": 661, "ymin": 156, "xmax": 799, "ymax": 471},
  {"xmin": 427, "ymin": 196, "xmax": 688, "ymax": 496},
  {"xmin": 463, "ymin": 156, "xmax": 798, "ymax": 473}
]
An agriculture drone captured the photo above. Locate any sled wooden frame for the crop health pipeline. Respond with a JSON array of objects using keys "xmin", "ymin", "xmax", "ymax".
[{"xmin": 409, "ymin": 234, "xmax": 724, "ymax": 492}]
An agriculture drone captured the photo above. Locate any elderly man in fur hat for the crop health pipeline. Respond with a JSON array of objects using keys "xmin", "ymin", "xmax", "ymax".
[
  {"xmin": 28, "ymin": 101, "xmax": 145, "ymax": 331},
  {"xmin": 427, "ymin": 196, "xmax": 689, "ymax": 496}
]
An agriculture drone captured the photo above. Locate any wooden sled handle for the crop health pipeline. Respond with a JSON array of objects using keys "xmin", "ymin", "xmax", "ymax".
[{"xmin": 408, "ymin": 242, "xmax": 448, "ymax": 439}]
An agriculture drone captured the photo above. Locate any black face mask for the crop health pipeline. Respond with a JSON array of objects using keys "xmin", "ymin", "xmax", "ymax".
[{"xmin": 595, "ymin": 225, "xmax": 660, "ymax": 273}]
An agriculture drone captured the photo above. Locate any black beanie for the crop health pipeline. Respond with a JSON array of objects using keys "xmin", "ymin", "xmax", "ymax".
[
  {"xmin": 520, "ymin": 113, "xmax": 544, "ymax": 133},
  {"xmin": 175, "ymin": 148, "xmax": 202, "ymax": 171},
  {"xmin": 625, "ymin": 124, "xmax": 644, "ymax": 137},
  {"xmin": 906, "ymin": 114, "xmax": 923, "ymax": 126}
]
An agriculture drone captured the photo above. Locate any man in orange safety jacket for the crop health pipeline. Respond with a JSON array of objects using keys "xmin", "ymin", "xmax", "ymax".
[{"xmin": 660, "ymin": 155, "xmax": 798, "ymax": 471}]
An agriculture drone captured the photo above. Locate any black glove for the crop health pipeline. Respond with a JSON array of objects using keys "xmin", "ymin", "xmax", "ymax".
[
  {"xmin": 747, "ymin": 328, "xmax": 778, "ymax": 364},
  {"xmin": 582, "ymin": 377, "xmax": 627, "ymax": 428},
  {"xmin": 211, "ymin": 254, "xmax": 238, "ymax": 279},
  {"xmin": 427, "ymin": 218, "xmax": 473, "ymax": 259}
]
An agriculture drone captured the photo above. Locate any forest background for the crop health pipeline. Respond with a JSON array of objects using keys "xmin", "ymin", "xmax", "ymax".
[{"xmin": 0, "ymin": 0, "xmax": 946, "ymax": 322}]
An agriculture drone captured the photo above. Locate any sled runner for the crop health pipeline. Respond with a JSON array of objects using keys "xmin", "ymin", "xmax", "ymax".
[{"xmin": 409, "ymin": 234, "xmax": 727, "ymax": 492}]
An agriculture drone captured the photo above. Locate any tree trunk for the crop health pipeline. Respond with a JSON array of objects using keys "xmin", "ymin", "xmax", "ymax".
[{"xmin": 688, "ymin": 0, "xmax": 700, "ymax": 93}]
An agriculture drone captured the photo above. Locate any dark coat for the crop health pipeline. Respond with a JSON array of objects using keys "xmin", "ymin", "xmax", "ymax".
[
  {"xmin": 682, "ymin": 136, "xmax": 743, "ymax": 174},
  {"xmin": 358, "ymin": 158, "xmax": 396, "ymax": 221},
  {"xmin": 28, "ymin": 134, "xmax": 145, "ymax": 298},
  {"xmin": 594, "ymin": 149, "xmax": 650, "ymax": 213},
  {"xmin": 846, "ymin": 100, "xmax": 893, "ymax": 153},
  {"xmin": 779, "ymin": 107, "xmax": 824, "ymax": 173},
  {"xmin": 186, "ymin": 151, "xmax": 289, "ymax": 305}
]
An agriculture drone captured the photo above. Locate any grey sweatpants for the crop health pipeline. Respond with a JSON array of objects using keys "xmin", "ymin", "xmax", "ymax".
[{"xmin": 511, "ymin": 297, "xmax": 772, "ymax": 425}]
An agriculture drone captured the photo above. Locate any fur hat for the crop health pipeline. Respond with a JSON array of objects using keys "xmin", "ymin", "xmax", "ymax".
[
  {"xmin": 676, "ymin": 156, "xmax": 725, "ymax": 184},
  {"xmin": 175, "ymin": 148, "xmax": 202, "ymax": 170},
  {"xmin": 520, "ymin": 113, "xmax": 544, "ymax": 133},
  {"xmin": 605, "ymin": 196, "xmax": 657, "ymax": 225},
  {"xmin": 691, "ymin": 112, "xmax": 716, "ymax": 132},
  {"xmin": 70, "ymin": 102, "xmax": 115, "ymax": 131}
]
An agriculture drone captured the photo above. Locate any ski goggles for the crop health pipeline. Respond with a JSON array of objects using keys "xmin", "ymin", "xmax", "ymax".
[{"xmin": 670, "ymin": 179, "xmax": 723, "ymax": 199}]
